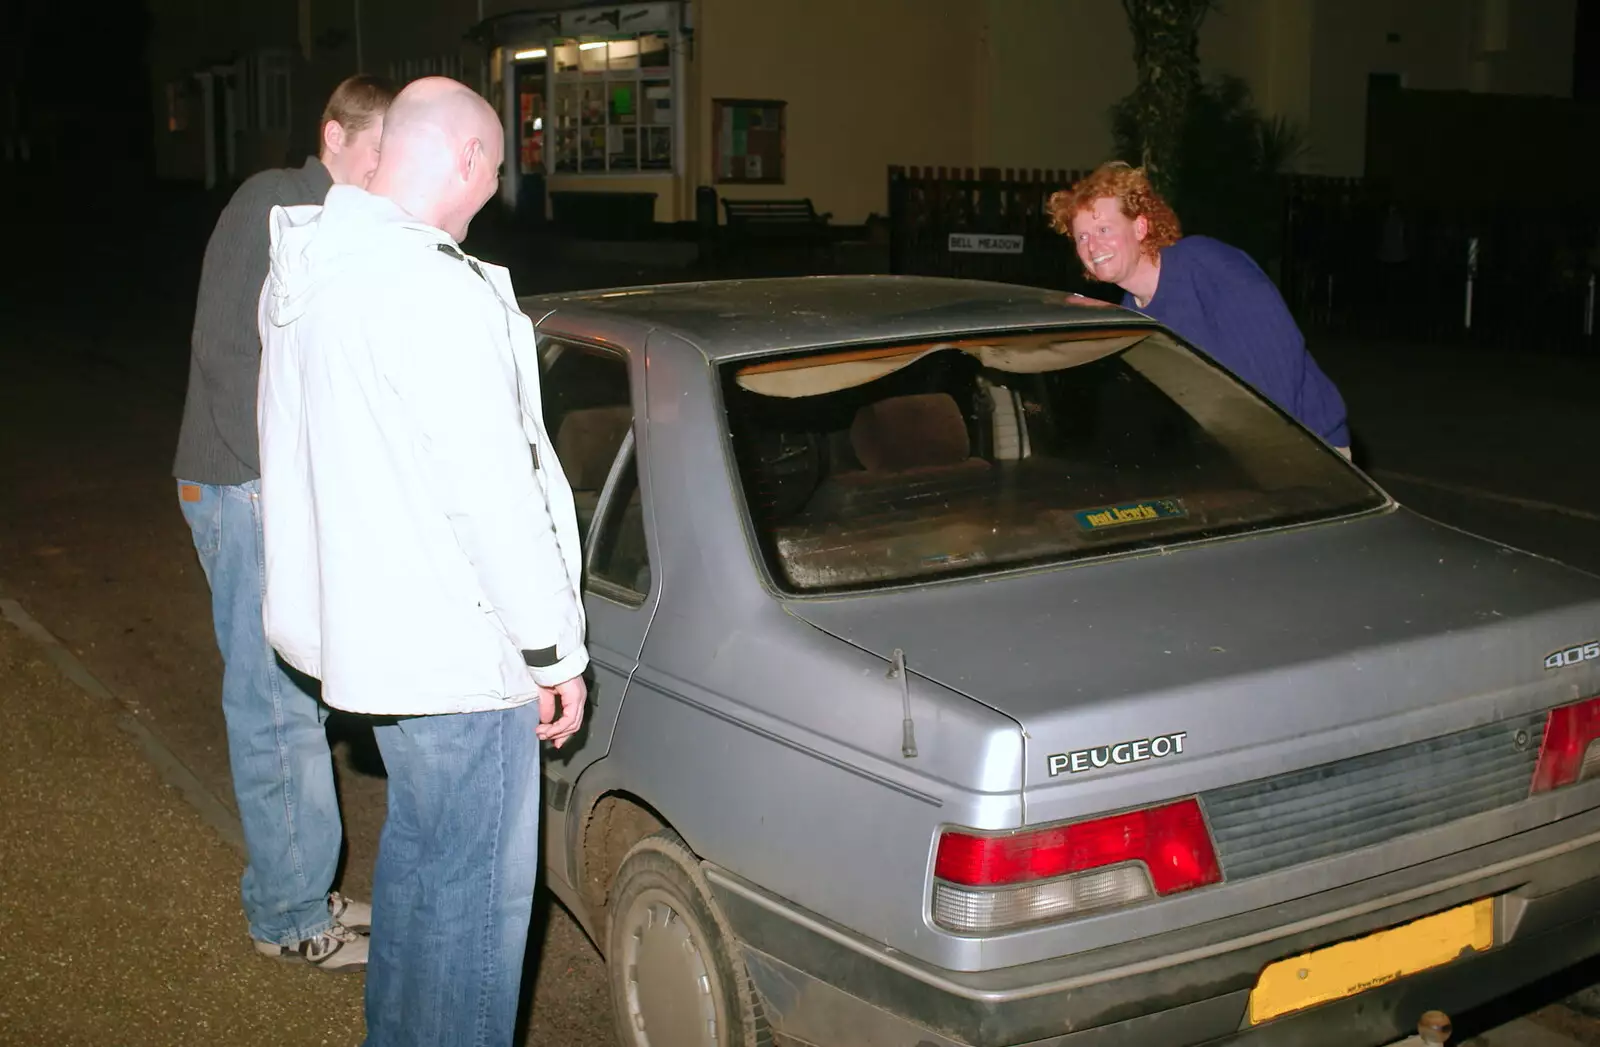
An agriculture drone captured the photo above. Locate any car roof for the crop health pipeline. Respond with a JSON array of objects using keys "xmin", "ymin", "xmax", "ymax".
[{"xmin": 518, "ymin": 275, "xmax": 1151, "ymax": 361}]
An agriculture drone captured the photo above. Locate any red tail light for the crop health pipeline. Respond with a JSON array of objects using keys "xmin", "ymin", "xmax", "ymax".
[
  {"xmin": 936, "ymin": 798, "xmax": 1221, "ymax": 891},
  {"xmin": 1531, "ymin": 694, "xmax": 1600, "ymax": 794},
  {"xmin": 931, "ymin": 799, "xmax": 1221, "ymax": 933}
]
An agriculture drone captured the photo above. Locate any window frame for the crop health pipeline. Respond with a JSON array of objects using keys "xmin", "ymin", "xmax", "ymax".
[
  {"xmin": 250, "ymin": 51, "xmax": 293, "ymax": 133},
  {"xmin": 584, "ymin": 427, "xmax": 651, "ymax": 608},
  {"xmin": 537, "ymin": 337, "xmax": 652, "ymax": 607},
  {"xmin": 165, "ymin": 80, "xmax": 193, "ymax": 133},
  {"xmin": 547, "ymin": 31, "xmax": 677, "ymax": 176},
  {"xmin": 715, "ymin": 325, "xmax": 1391, "ymax": 599}
]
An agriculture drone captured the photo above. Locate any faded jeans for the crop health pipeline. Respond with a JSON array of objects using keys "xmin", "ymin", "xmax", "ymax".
[
  {"xmin": 364, "ymin": 703, "xmax": 542, "ymax": 1047},
  {"xmin": 177, "ymin": 478, "xmax": 340, "ymax": 945}
]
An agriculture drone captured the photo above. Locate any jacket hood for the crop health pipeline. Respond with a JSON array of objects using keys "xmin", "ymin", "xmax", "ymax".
[{"xmin": 264, "ymin": 184, "xmax": 457, "ymax": 326}]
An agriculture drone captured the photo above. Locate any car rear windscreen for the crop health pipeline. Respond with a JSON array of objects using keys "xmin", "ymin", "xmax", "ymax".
[{"xmin": 721, "ymin": 327, "xmax": 1387, "ymax": 593}]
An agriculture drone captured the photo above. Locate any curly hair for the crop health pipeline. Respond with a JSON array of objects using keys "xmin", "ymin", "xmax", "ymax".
[{"xmin": 1046, "ymin": 162, "xmax": 1182, "ymax": 259}]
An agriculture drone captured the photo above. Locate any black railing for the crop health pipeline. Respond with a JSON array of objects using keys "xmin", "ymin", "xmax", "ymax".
[
  {"xmin": 887, "ymin": 166, "xmax": 1115, "ymax": 302},
  {"xmin": 889, "ymin": 166, "xmax": 1600, "ymax": 352}
]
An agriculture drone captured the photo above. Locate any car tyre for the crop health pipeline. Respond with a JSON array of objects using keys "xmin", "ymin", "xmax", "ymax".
[{"xmin": 607, "ymin": 830, "xmax": 771, "ymax": 1047}]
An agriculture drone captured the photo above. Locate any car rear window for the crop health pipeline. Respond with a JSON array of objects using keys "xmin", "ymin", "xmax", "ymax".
[{"xmin": 720, "ymin": 327, "xmax": 1386, "ymax": 593}]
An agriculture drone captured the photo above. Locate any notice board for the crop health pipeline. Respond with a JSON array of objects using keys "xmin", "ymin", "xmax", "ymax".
[{"xmin": 714, "ymin": 98, "xmax": 786, "ymax": 184}]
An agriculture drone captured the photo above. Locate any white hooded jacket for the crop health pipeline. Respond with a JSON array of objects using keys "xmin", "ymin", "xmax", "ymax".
[{"xmin": 257, "ymin": 185, "xmax": 588, "ymax": 716}]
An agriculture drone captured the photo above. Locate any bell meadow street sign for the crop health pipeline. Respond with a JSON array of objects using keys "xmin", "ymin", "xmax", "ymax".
[{"xmin": 947, "ymin": 232, "xmax": 1025, "ymax": 254}]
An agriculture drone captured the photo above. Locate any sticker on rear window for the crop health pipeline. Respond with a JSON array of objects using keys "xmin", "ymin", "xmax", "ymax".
[
  {"xmin": 1074, "ymin": 497, "xmax": 1187, "ymax": 531},
  {"xmin": 921, "ymin": 550, "xmax": 986, "ymax": 570}
]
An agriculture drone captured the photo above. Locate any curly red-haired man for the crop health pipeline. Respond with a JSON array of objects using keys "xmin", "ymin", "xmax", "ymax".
[{"xmin": 1048, "ymin": 162, "xmax": 1351, "ymax": 457}]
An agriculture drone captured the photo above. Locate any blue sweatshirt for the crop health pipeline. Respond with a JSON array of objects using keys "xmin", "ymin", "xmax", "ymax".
[{"xmin": 1122, "ymin": 235, "xmax": 1350, "ymax": 448}]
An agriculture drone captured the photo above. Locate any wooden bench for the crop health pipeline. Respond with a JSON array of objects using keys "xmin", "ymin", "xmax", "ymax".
[{"xmin": 720, "ymin": 198, "xmax": 833, "ymax": 245}]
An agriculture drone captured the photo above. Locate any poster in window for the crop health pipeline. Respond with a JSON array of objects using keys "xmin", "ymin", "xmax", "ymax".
[
  {"xmin": 645, "ymin": 83, "xmax": 672, "ymax": 125},
  {"xmin": 713, "ymin": 99, "xmax": 784, "ymax": 185}
]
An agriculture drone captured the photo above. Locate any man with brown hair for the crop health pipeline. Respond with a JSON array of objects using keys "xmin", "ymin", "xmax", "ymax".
[
  {"xmin": 1048, "ymin": 162, "xmax": 1351, "ymax": 457},
  {"xmin": 173, "ymin": 73, "xmax": 397, "ymax": 972}
]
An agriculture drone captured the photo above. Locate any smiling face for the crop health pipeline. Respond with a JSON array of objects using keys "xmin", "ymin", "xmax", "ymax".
[{"xmin": 1069, "ymin": 197, "xmax": 1151, "ymax": 289}]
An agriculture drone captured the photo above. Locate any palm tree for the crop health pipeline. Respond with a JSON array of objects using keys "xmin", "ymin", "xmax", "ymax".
[
  {"xmin": 1113, "ymin": 73, "xmax": 1310, "ymax": 266},
  {"xmin": 1119, "ymin": 0, "xmax": 1215, "ymax": 197}
]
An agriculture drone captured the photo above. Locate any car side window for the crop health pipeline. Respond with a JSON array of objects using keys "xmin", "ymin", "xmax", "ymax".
[
  {"xmin": 540, "ymin": 340, "xmax": 633, "ymax": 540},
  {"xmin": 588, "ymin": 450, "xmax": 651, "ymax": 603}
]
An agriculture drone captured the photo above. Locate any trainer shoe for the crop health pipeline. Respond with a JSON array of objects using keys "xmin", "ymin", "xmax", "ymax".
[
  {"xmin": 328, "ymin": 891, "xmax": 371, "ymax": 933},
  {"xmin": 253, "ymin": 922, "xmax": 368, "ymax": 972}
]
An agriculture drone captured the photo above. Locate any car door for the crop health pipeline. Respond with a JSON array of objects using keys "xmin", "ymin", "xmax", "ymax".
[{"xmin": 534, "ymin": 334, "xmax": 660, "ymax": 878}]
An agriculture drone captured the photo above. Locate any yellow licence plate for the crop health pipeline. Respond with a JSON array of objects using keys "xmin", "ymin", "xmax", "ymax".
[{"xmin": 1248, "ymin": 897, "xmax": 1495, "ymax": 1025}]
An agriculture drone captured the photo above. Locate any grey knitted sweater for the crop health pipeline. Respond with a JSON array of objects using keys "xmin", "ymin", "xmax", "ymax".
[{"xmin": 173, "ymin": 157, "xmax": 333, "ymax": 485}]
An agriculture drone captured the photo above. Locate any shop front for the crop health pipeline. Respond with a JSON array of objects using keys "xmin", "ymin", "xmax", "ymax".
[{"xmin": 477, "ymin": 1, "xmax": 690, "ymax": 229}]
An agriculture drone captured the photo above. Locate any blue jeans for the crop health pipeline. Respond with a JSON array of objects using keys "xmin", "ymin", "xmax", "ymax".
[
  {"xmin": 177, "ymin": 479, "xmax": 340, "ymax": 945},
  {"xmin": 365, "ymin": 703, "xmax": 542, "ymax": 1047}
]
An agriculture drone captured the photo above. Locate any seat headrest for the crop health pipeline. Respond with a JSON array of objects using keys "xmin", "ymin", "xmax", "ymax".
[
  {"xmin": 849, "ymin": 393, "xmax": 970, "ymax": 472},
  {"xmin": 555, "ymin": 405, "xmax": 633, "ymax": 489}
]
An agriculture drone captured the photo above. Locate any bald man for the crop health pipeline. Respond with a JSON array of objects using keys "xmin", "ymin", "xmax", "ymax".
[{"xmin": 256, "ymin": 77, "xmax": 589, "ymax": 1046}]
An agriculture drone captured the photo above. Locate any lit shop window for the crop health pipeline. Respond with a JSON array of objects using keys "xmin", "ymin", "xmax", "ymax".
[{"xmin": 549, "ymin": 33, "xmax": 674, "ymax": 173}]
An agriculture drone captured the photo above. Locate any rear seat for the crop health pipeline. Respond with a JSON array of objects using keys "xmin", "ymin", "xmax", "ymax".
[{"xmin": 555, "ymin": 405, "xmax": 633, "ymax": 533}]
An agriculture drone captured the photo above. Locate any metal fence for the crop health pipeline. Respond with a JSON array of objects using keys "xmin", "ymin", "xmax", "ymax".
[
  {"xmin": 1278, "ymin": 176, "xmax": 1600, "ymax": 352},
  {"xmin": 888, "ymin": 166, "xmax": 1600, "ymax": 352},
  {"xmin": 886, "ymin": 165, "xmax": 1114, "ymax": 302}
]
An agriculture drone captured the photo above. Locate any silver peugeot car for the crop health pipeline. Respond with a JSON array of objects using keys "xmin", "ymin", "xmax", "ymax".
[{"xmin": 519, "ymin": 275, "xmax": 1600, "ymax": 1047}]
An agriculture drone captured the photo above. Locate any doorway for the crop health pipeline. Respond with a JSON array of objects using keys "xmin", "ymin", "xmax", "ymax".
[{"xmin": 516, "ymin": 58, "xmax": 547, "ymax": 220}]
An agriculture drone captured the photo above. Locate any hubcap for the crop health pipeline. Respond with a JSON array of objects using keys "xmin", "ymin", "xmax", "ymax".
[{"xmin": 621, "ymin": 889, "xmax": 720, "ymax": 1047}]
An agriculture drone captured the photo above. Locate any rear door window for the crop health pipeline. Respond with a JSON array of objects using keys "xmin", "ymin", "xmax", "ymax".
[{"xmin": 540, "ymin": 341, "xmax": 632, "ymax": 540}]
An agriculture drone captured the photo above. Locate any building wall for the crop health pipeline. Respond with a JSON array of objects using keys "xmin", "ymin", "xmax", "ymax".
[
  {"xmin": 978, "ymin": 0, "xmax": 1575, "ymax": 179},
  {"xmin": 292, "ymin": 0, "xmax": 365, "ymax": 160},
  {"xmin": 981, "ymin": 0, "xmax": 1133, "ymax": 174},
  {"xmin": 148, "ymin": 0, "xmax": 494, "ymax": 183},
  {"xmin": 1307, "ymin": 0, "xmax": 1469, "ymax": 176},
  {"xmin": 356, "ymin": 0, "xmax": 480, "ymax": 83},
  {"xmin": 147, "ymin": 0, "xmax": 299, "ymax": 181},
  {"xmin": 147, "ymin": 0, "xmax": 1578, "ymax": 205},
  {"xmin": 1306, "ymin": 0, "xmax": 1575, "ymax": 175},
  {"xmin": 694, "ymin": 0, "xmax": 984, "ymax": 225},
  {"xmin": 292, "ymin": 0, "xmax": 484, "ymax": 160},
  {"xmin": 691, "ymin": 0, "xmax": 1575, "ymax": 212},
  {"xmin": 978, "ymin": 0, "xmax": 1306, "ymax": 174},
  {"xmin": 1198, "ymin": 0, "xmax": 1314, "ymax": 132},
  {"xmin": 1487, "ymin": 0, "xmax": 1578, "ymax": 97},
  {"xmin": 1257, "ymin": 0, "xmax": 1315, "ymax": 133}
]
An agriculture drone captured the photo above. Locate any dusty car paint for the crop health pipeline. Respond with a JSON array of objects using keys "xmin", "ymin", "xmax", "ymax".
[{"xmin": 516, "ymin": 276, "xmax": 1600, "ymax": 1046}]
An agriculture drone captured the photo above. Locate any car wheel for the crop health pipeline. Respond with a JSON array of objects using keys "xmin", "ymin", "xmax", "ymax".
[{"xmin": 607, "ymin": 830, "xmax": 771, "ymax": 1047}]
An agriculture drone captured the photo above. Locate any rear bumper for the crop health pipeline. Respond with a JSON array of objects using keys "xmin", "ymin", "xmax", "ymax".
[{"xmin": 707, "ymin": 817, "xmax": 1600, "ymax": 1047}]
